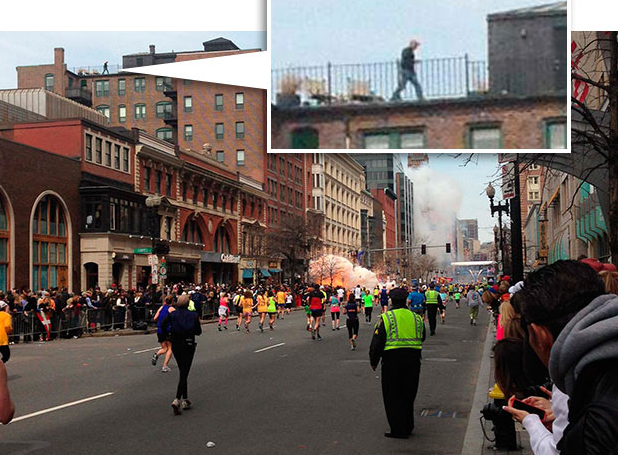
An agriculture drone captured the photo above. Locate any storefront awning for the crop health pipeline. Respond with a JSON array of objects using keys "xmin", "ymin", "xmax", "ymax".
[
  {"xmin": 259, "ymin": 268, "xmax": 271, "ymax": 277},
  {"xmin": 242, "ymin": 269, "xmax": 253, "ymax": 279},
  {"xmin": 269, "ymin": 268, "xmax": 282, "ymax": 273}
]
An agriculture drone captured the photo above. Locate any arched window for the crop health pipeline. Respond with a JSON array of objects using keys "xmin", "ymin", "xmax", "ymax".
[
  {"xmin": 182, "ymin": 219, "xmax": 202, "ymax": 244},
  {"xmin": 0, "ymin": 194, "xmax": 10, "ymax": 291},
  {"xmin": 214, "ymin": 225, "xmax": 230, "ymax": 253},
  {"xmin": 156, "ymin": 128, "xmax": 173, "ymax": 142},
  {"xmin": 32, "ymin": 195, "xmax": 68, "ymax": 290},
  {"xmin": 96, "ymin": 104, "xmax": 110, "ymax": 120}
]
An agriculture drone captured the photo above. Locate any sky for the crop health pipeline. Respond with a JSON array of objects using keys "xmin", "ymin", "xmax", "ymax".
[
  {"xmin": 272, "ymin": 0, "xmax": 554, "ymax": 68},
  {"xmin": 0, "ymin": 31, "xmax": 267, "ymax": 90},
  {"xmin": 427, "ymin": 153, "xmax": 503, "ymax": 243}
]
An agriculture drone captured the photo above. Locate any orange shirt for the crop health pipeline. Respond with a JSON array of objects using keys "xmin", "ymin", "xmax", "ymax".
[
  {"xmin": 276, "ymin": 291, "xmax": 286, "ymax": 304},
  {"xmin": 0, "ymin": 311, "xmax": 12, "ymax": 346},
  {"xmin": 256, "ymin": 295, "xmax": 268, "ymax": 312},
  {"xmin": 241, "ymin": 297, "xmax": 254, "ymax": 313}
]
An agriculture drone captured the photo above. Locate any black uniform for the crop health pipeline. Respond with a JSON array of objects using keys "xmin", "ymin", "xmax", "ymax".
[{"xmin": 369, "ymin": 288, "xmax": 426, "ymax": 438}]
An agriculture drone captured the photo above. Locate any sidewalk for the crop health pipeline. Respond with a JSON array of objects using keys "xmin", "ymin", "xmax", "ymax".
[{"xmin": 461, "ymin": 320, "xmax": 532, "ymax": 455}]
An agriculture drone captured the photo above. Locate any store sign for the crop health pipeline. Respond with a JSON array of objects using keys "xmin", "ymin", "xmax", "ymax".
[
  {"xmin": 221, "ymin": 254, "xmax": 240, "ymax": 263},
  {"xmin": 112, "ymin": 252, "xmax": 134, "ymax": 261},
  {"xmin": 135, "ymin": 247, "xmax": 153, "ymax": 254},
  {"xmin": 501, "ymin": 163, "xmax": 515, "ymax": 200},
  {"xmin": 269, "ymin": 262, "xmax": 278, "ymax": 268},
  {"xmin": 151, "ymin": 265, "xmax": 159, "ymax": 284}
]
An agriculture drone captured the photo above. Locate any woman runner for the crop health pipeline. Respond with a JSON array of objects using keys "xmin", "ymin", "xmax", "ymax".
[
  {"xmin": 256, "ymin": 289, "xmax": 268, "ymax": 332},
  {"xmin": 241, "ymin": 290, "xmax": 255, "ymax": 333},
  {"xmin": 329, "ymin": 293, "xmax": 341, "ymax": 331},
  {"xmin": 233, "ymin": 291, "xmax": 243, "ymax": 330},
  {"xmin": 343, "ymin": 293, "xmax": 360, "ymax": 350},
  {"xmin": 217, "ymin": 292, "xmax": 230, "ymax": 331},
  {"xmin": 162, "ymin": 295, "xmax": 201, "ymax": 415},
  {"xmin": 439, "ymin": 288, "xmax": 448, "ymax": 324},
  {"xmin": 267, "ymin": 291, "xmax": 277, "ymax": 330},
  {"xmin": 363, "ymin": 291, "xmax": 374, "ymax": 324},
  {"xmin": 152, "ymin": 295, "xmax": 174, "ymax": 372}
]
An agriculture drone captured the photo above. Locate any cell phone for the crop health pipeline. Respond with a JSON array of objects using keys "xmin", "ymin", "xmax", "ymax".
[{"xmin": 512, "ymin": 399, "xmax": 546, "ymax": 419}]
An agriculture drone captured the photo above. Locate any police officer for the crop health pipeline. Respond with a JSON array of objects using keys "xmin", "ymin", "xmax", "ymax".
[
  {"xmin": 424, "ymin": 283, "xmax": 442, "ymax": 335},
  {"xmin": 369, "ymin": 286, "xmax": 425, "ymax": 439}
]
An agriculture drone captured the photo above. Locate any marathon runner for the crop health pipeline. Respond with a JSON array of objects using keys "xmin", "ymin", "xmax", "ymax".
[{"xmin": 343, "ymin": 293, "xmax": 359, "ymax": 350}]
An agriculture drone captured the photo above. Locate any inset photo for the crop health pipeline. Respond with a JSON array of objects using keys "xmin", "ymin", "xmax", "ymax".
[{"xmin": 271, "ymin": 0, "xmax": 569, "ymax": 150}]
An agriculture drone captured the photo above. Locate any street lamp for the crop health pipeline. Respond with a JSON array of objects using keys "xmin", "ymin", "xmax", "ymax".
[
  {"xmin": 145, "ymin": 195, "xmax": 162, "ymax": 304},
  {"xmin": 486, "ymin": 183, "xmax": 509, "ymax": 276}
]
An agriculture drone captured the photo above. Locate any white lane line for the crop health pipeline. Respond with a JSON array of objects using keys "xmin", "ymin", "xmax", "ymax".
[
  {"xmin": 133, "ymin": 347, "xmax": 160, "ymax": 354},
  {"xmin": 11, "ymin": 392, "xmax": 114, "ymax": 423},
  {"xmin": 254, "ymin": 342, "xmax": 286, "ymax": 353}
]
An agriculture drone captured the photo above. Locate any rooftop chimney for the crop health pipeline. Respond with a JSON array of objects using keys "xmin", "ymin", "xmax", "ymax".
[
  {"xmin": 149, "ymin": 45, "xmax": 156, "ymax": 55},
  {"xmin": 54, "ymin": 47, "xmax": 65, "ymax": 66}
]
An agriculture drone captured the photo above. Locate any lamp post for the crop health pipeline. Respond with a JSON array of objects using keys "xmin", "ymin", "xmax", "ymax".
[
  {"xmin": 486, "ymin": 183, "xmax": 509, "ymax": 277},
  {"xmin": 145, "ymin": 195, "xmax": 162, "ymax": 304}
]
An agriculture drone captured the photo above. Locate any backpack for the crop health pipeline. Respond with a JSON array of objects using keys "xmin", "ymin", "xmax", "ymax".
[{"xmin": 468, "ymin": 291, "xmax": 480, "ymax": 308}]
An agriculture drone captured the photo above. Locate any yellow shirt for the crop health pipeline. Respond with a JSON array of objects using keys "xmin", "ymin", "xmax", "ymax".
[
  {"xmin": 256, "ymin": 295, "xmax": 268, "ymax": 313},
  {"xmin": 241, "ymin": 297, "xmax": 254, "ymax": 313},
  {"xmin": 277, "ymin": 291, "xmax": 286, "ymax": 304},
  {"xmin": 0, "ymin": 311, "xmax": 12, "ymax": 346}
]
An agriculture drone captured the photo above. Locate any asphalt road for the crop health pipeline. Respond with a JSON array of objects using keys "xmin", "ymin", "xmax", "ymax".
[{"xmin": 1, "ymin": 304, "xmax": 489, "ymax": 455}]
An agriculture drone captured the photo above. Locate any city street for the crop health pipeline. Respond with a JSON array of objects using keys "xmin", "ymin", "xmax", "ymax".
[{"xmin": 2, "ymin": 306, "xmax": 489, "ymax": 455}]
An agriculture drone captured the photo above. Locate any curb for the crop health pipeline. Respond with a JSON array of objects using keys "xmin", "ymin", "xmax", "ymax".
[{"xmin": 460, "ymin": 321, "xmax": 495, "ymax": 455}]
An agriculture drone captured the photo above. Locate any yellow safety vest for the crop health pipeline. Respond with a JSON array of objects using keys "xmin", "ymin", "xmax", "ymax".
[
  {"xmin": 382, "ymin": 308, "xmax": 424, "ymax": 350},
  {"xmin": 425, "ymin": 290, "xmax": 439, "ymax": 305}
]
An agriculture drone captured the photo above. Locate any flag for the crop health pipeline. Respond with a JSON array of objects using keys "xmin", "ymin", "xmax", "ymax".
[{"xmin": 37, "ymin": 310, "xmax": 51, "ymax": 340}]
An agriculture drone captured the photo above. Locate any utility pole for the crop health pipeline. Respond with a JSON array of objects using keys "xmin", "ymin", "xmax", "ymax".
[{"xmin": 510, "ymin": 155, "xmax": 524, "ymax": 282}]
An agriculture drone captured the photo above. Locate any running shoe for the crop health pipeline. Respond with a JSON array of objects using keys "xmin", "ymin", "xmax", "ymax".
[
  {"xmin": 352, "ymin": 339, "xmax": 356, "ymax": 350},
  {"xmin": 171, "ymin": 398, "xmax": 182, "ymax": 415},
  {"xmin": 162, "ymin": 366, "xmax": 171, "ymax": 372},
  {"xmin": 311, "ymin": 330, "xmax": 316, "ymax": 340},
  {"xmin": 336, "ymin": 327, "xmax": 340, "ymax": 330},
  {"xmin": 270, "ymin": 325, "xmax": 274, "ymax": 331},
  {"xmin": 151, "ymin": 353, "xmax": 159, "ymax": 366},
  {"xmin": 181, "ymin": 399, "xmax": 192, "ymax": 410},
  {"xmin": 218, "ymin": 326, "xmax": 222, "ymax": 331},
  {"xmin": 317, "ymin": 334, "xmax": 322, "ymax": 341},
  {"xmin": 350, "ymin": 340, "xmax": 354, "ymax": 350},
  {"xmin": 224, "ymin": 325, "xmax": 228, "ymax": 330}
]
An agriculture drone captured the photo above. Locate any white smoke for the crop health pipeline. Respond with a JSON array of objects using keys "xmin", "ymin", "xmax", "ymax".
[
  {"xmin": 410, "ymin": 165, "xmax": 463, "ymax": 267},
  {"xmin": 309, "ymin": 255, "xmax": 380, "ymax": 289}
]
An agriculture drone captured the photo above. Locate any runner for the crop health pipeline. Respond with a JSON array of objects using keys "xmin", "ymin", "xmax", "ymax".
[
  {"xmin": 353, "ymin": 284, "xmax": 362, "ymax": 306},
  {"xmin": 308, "ymin": 286, "xmax": 325, "ymax": 340},
  {"xmin": 267, "ymin": 291, "xmax": 277, "ymax": 330},
  {"xmin": 373, "ymin": 286, "xmax": 380, "ymax": 306},
  {"xmin": 233, "ymin": 290, "xmax": 243, "ymax": 330},
  {"xmin": 454, "ymin": 289, "xmax": 461, "ymax": 309},
  {"xmin": 379, "ymin": 285, "xmax": 389, "ymax": 314},
  {"xmin": 285, "ymin": 290, "xmax": 293, "ymax": 315},
  {"xmin": 336, "ymin": 286, "xmax": 345, "ymax": 304},
  {"xmin": 217, "ymin": 292, "xmax": 230, "ymax": 331},
  {"xmin": 363, "ymin": 290, "xmax": 374, "ymax": 324},
  {"xmin": 343, "ymin": 293, "xmax": 359, "ymax": 350},
  {"xmin": 152, "ymin": 294, "xmax": 174, "ymax": 372},
  {"xmin": 319, "ymin": 286, "xmax": 328, "ymax": 326},
  {"xmin": 276, "ymin": 287, "xmax": 287, "ymax": 320},
  {"xmin": 256, "ymin": 289, "xmax": 268, "ymax": 332},
  {"xmin": 439, "ymin": 287, "xmax": 448, "ymax": 324},
  {"xmin": 303, "ymin": 286, "xmax": 313, "ymax": 331},
  {"xmin": 329, "ymin": 293, "xmax": 341, "ymax": 331},
  {"xmin": 241, "ymin": 290, "xmax": 256, "ymax": 333}
]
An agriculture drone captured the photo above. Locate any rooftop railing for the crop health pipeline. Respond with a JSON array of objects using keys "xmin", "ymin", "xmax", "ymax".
[
  {"xmin": 69, "ymin": 64, "xmax": 122, "ymax": 76},
  {"xmin": 272, "ymin": 55, "xmax": 488, "ymax": 106}
]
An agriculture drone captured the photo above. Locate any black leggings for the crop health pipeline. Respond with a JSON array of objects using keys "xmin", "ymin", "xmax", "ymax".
[
  {"xmin": 347, "ymin": 319, "xmax": 359, "ymax": 339},
  {"xmin": 330, "ymin": 312, "xmax": 340, "ymax": 321},
  {"xmin": 0, "ymin": 345, "xmax": 10, "ymax": 363},
  {"xmin": 365, "ymin": 307, "xmax": 373, "ymax": 322},
  {"xmin": 171, "ymin": 341, "xmax": 196, "ymax": 399}
]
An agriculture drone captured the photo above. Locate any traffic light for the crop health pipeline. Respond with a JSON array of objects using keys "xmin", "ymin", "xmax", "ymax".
[
  {"xmin": 421, "ymin": 244, "xmax": 427, "ymax": 255},
  {"xmin": 446, "ymin": 243, "xmax": 451, "ymax": 253}
]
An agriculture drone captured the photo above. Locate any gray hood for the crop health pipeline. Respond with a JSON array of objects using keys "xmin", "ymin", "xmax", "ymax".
[{"xmin": 549, "ymin": 294, "xmax": 617, "ymax": 396}]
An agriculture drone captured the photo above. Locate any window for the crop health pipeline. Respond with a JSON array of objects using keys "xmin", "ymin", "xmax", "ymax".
[
  {"xmin": 469, "ymin": 126, "xmax": 501, "ymax": 149},
  {"xmin": 134, "ymin": 77, "xmax": 146, "ymax": 92},
  {"xmin": 528, "ymin": 191, "xmax": 540, "ymax": 200},
  {"xmin": 118, "ymin": 79, "xmax": 126, "ymax": 96},
  {"xmin": 94, "ymin": 137, "xmax": 102, "ymax": 163},
  {"xmin": 545, "ymin": 120, "xmax": 567, "ymax": 149},
  {"xmin": 44, "ymin": 74, "xmax": 54, "ymax": 91},
  {"xmin": 155, "ymin": 76, "xmax": 172, "ymax": 91},
  {"xmin": 215, "ymin": 94, "xmax": 224, "ymax": 111},
  {"xmin": 144, "ymin": 167, "xmax": 151, "ymax": 192},
  {"xmin": 96, "ymin": 105, "xmax": 110, "ymax": 120},
  {"xmin": 235, "ymin": 92, "xmax": 244, "ymax": 109},
  {"xmin": 155, "ymin": 171, "xmax": 162, "ymax": 194},
  {"xmin": 363, "ymin": 130, "xmax": 425, "ymax": 148},
  {"xmin": 32, "ymin": 196, "xmax": 68, "ymax": 290},
  {"xmin": 215, "ymin": 123, "xmax": 224, "ymax": 140},
  {"xmin": 193, "ymin": 185, "xmax": 198, "ymax": 204},
  {"xmin": 237, "ymin": 149, "xmax": 245, "ymax": 166},
  {"xmin": 118, "ymin": 105, "xmax": 126, "ymax": 122},
  {"xmin": 279, "ymin": 156, "xmax": 285, "ymax": 175},
  {"xmin": 135, "ymin": 103, "xmax": 146, "ymax": 120},
  {"xmin": 528, "ymin": 176, "xmax": 539, "ymax": 186},
  {"xmin": 122, "ymin": 147, "xmax": 129, "ymax": 172},
  {"xmin": 156, "ymin": 128, "xmax": 173, "ymax": 141},
  {"xmin": 166, "ymin": 174, "xmax": 172, "ymax": 196},
  {"xmin": 183, "ymin": 79, "xmax": 192, "ymax": 86},
  {"xmin": 85, "ymin": 134, "xmax": 93, "ymax": 161},
  {"xmin": 182, "ymin": 183, "xmax": 187, "ymax": 201},
  {"xmin": 184, "ymin": 125, "xmax": 193, "ymax": 141},
  {"xmin": 530, "ymin": 164, "xmax": 541, "ymax": 171},
  {"xmin": 216, "ymin": 150, "xmax": 224, "ymax": 162},
  {"xmin": 105, "ymin": 141, "xmax": 112, "ymax": 166},
  {"xmin": 182, "ymin": 220, "xmax": 203, "ymax": 244},
  {"xmin": 113, "ymin": 144, "xmax": 120, "ymax": 169},
  {"xmin": 213, "ymin": 192, "xmax": 218, "ymax": 208},
  {"xmin": 202, "ymin": 188, "xmax": 208, "ymax": 207},
  {"xmin": 155, "ymin": 102, "xmax": 173, "ymax": 119},
  {"xmin": 236, "ymin": 121, "xmax": 245, "ymax": 139},
  {"xmin": 184, "ymin": 96, "xmax": 193, "ymax": 112},
  {"xmin": 95, "ymin": 80, "xmax": 110, "ymax": 97}
]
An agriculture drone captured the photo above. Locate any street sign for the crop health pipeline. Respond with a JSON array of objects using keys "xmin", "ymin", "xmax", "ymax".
[
  {"xmin": 151, "ymin": 266, "xmax": 159, "ymax": 284},
  {"xmin": 134, "ymin": 247, "xmax": 152, "ymax": 254},
  {"xmin": 501, "ymin": 163, "xmax": 515, "ymax": 200},
  {"xmin": 148, "ymin": 254, "xmax": 159, "ymax": 266},
  {"xmin": 158, "ymin": 264, "xmax": 167, "ymax": 279}
]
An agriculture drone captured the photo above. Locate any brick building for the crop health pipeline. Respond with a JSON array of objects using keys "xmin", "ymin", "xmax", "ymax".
[{"xmin": 0, "ymin": 137, "xmax": 81, "ymax": 292}]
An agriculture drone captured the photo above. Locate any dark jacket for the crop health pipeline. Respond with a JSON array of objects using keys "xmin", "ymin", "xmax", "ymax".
[
  {"xmin": 400, "ymin": 46, "xmax": 416, "ymax": 72},
  {"xmin": 163, "ymin": 308, "xmax": 202, "ymax": 344}
]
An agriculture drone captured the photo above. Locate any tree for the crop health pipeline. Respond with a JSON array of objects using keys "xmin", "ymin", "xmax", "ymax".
[
  {"xmin": 310, "ymin": 254, "xmax": 347, "ymax": 287},
  {"xmin": 265, "ymin": 213, "xmax": 323, "ymax": 284}
]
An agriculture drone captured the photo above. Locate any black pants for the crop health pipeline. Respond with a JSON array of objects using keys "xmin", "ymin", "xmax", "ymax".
[
  {"xmin": 0, "ymin": 345, "xmax": 10, "ymax": 363},
  {"xmin": 381, "ymin": 349, "xmax": 421, "ymax": 436},
  {"xmin": 365, "ymin": 307, "xmax": 373, "ymax": 322},
  {"xmin": 426, "ymin": 304, "xmax": 438, "ymax": 334},
  {"xmin": 171, "ymin": 341, "xmax": 196, "ymax": 399},
  {"xmin": 347, "ymin": 318, "xmax": 359, "ymax": 339}
]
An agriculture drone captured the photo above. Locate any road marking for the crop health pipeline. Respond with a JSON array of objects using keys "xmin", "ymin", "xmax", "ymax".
[
  {"xmin": 133, "ymin": 347, "xmax": 160, "ymax": 354},
  {"xmin": 254, "ymin": 342, "xmax": 285, "ymax": 353},
  {"xmin": 11, "ymin": 392, "xmax": 114, "ymax": 423}
]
